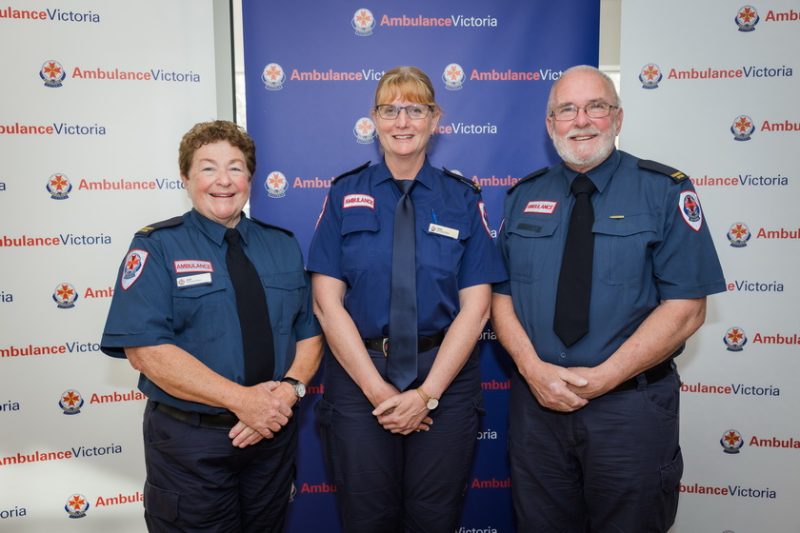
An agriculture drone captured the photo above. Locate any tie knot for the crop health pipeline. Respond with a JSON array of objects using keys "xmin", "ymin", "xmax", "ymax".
[
  {"xmin": 224, "ymin": 228, "xmax": 241, "ymax": 246},
  {"xmin": 397, "ymin": 179, "xmax": 415, "ymax": 195},
  {"xmin": 571, "ymin": 174, "xmax": 596, "ymax": 196}
]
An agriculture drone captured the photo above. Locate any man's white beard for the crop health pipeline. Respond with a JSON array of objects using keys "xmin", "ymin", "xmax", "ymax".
[{"xmin": 552, "ymin": 123, "xmax": 618, "ymax": 171}]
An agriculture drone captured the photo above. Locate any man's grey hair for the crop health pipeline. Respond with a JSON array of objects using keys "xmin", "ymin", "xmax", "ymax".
[{"xmin": 546, "ymin": 65, "xmax": 621, "ymax": 116}]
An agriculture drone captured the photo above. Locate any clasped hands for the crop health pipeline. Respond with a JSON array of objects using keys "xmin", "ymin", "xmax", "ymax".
[
  {"xmin": 371, "ymin": 386, "xmax": 433, "ymax": 436},
  {"xmin": 229, "ymin": 380, "xmax": 297, "ymax": 448}
]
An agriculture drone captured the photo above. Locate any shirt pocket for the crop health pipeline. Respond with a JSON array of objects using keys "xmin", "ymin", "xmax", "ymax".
[
  {"xmin": 418, "ymin": 217, "xmax": 470, "ymax": 273},
  {"xmin": 262, "ymin": 270, "xmax": 307, "ymax": 334},
  {"xmin": 505, "ymin": 218, "xmax": 560, "ymax": 283},
  {"xmin": 340, "ymin": 212, "xmax": 381, "ymax": 273},
  {"xmin": 172, "ymin": 283, "xmax": 227, "ymax": 342},
  {"xmin": 594, "ymin": 214, "xmax": 658, "ymax": 285}
]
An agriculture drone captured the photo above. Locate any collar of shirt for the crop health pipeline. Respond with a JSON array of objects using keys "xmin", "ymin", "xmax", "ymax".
[
  {"xmin": 373, "ymin": 158, "xmax": 436, "ymax": 191},
  {"xmin": 560, "ymin": 148, "xmax": 622, "ymax": 195},
  {"xmin": 188, "ymin": 209, "xmax": 254, "ymax": 247}
]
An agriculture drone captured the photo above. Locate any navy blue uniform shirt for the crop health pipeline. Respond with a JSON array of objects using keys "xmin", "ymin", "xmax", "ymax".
[
  {"xmin": 307, "ymin": 160, "xmax": 507, "ymax": 337},
  {"xmin": 101, "ymin": 209, "xmax": 320, "ymax": 414},
  {"xmin": 495, "ymin": 150, "xmax": 726, "ymax": 367}
]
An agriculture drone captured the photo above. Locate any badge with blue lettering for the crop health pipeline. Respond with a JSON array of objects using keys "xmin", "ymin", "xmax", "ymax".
[
  {"xmin": 121, "ymin": 249, "xmax": 148, "ymax": 290},
  {"xmin": 678, "ymin": 191, "xmax": 703, "ymax": 231}
]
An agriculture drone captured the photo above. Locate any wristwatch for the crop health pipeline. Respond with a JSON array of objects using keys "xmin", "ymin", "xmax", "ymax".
[
  {"xmin": 415, "ymin": 387, "xmax": 439, "ymax": 410},
  {"xmin": 281, "ymin": 377, "xmax": 306, "ymax": 400}
]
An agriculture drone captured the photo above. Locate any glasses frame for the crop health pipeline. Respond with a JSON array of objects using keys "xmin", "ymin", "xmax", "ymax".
[
  {"xmin": 550, "ymin": 102, "xmax": 619, "ymax": 122},
  {"xmin": 374, "ymin": 104, "xmax": 435, "ymax": 120}
]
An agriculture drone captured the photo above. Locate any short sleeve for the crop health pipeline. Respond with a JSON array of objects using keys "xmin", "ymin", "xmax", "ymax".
[
  {"xmin": 100, "ymin": 236, "xmax": 175, "ymax": 357},
  {"xmin": 307, "ymin": 192, "xmax": 345, "ymax": 280},
  {"xmin": 458, "ymin": 191, "xmax": 509, "ymax": 289},
  {"xmin": 293, "ymin": 269, "xmax": 322, "ymax": 341},
  {"xmin": 652, "ymin": 181, "xmax": 726, "ymax": 299},
  {"xmin": 493, "ymin": 210, "xmax": 512, "ymax": 295}
]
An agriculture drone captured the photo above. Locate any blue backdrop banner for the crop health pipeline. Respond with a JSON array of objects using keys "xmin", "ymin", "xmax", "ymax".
[{"xmin": 242, "ymin": 2, "xmax": 599, "ymax": 530}]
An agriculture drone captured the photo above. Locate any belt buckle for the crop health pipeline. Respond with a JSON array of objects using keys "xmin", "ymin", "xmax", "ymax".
[{"xmin": 382, "ymin": 338, "xmax": 390, "ymax": 357}]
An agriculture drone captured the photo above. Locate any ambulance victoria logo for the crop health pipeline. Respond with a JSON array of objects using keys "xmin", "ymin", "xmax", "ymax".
[
  {"xmin": 265, "ymin": 171, "xmax": 288, "ymax": 198},
  {"xmin": 65, "ymin": 493, "xmax": 90, "ymax": 518},
  {"xmin": 53, "ymin": 282, "xmax": 78, "ymax": 308},
  {"xmin": 352, "ymin": 8, "xmax": 375, "ymax": 36},
  {"xmin": 721, "ymin": 429, "xmax": 744, "ymax": 454},
  {"xmin": 59, "ymin": 389, "xmax": 84, "ymax": 415},
  {"xmin": 735, "ymin": 5, "xmax": 759, "ymax": 32},
  {"xmin": 731, "ymin": 115, "xmax": 755, "ymax": 141},
  {"xmin": 262, "ymin": 63, "xmax": 286, "ymax": 91},
  {"xmin": 353, "ymin": 117, "xmax": 376, "ymax": 144},
  {"xmin": 40, "ymin": 60, "xmax": 66, "ymax": 88},
  {"xmin": 443, "ymin": 63, "xmax": 466, "ymax": 90},
  {"xmin": 121, "ymin": 250, "xmax": 148, "ymax": 290},
  {"xmin": 727, "ymin": 222, "xmax": 751, "ymax": 247},
  {"xmin": 46, "ymin": 173, "xmax": 72, "ymax": 199},
  {"xmin": 724, "ymin": 327, "xmax": 747, "ymax": 352},
  {"xmin": 679, "ymin": 191, "xmax": 703, "ymax": 232},
  {"xmin": 639, "ymin": 63, "xmax": 662, "ymax": 89}
]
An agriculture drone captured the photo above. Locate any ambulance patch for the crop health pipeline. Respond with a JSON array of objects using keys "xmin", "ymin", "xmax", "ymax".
[
  {"xmin": 679, "ymin": 191, "xmax": 703, "ymax": 232},
  {"xmin": 524, "ymin": 200, "xmax": 558, "ymax": 214},
  {"xmin": 174, "ymin": 260, "xmax": 213, "ymax": 274},
  {"xmin": 343, "ymin": 194, "xmax": 375, "ymax": 209},
  {"xmin": 121, "ymin": 249, "xmax": 149, "ymax": 290}
]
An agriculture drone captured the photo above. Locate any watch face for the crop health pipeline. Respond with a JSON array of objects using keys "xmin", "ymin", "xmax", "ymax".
[
  {"xmin": 427, "ymin": 398, "xmax": 439, "ymax": 410},
  {"xmin": 295, "ymin": 382, "xmax": 306, "ymax": 398}
]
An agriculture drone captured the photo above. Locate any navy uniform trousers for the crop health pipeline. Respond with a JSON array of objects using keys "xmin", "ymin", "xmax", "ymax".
[
  {"xmin": 142, "ymin": 401, "xmax": 298, "ymax": 532},
  {"xmin": 316, "ymin": 346, "xmax": 484, "ymax": 533},
  {"xmin": 509, "ymin": 368, "xmax": 684, "ymax": 533}
]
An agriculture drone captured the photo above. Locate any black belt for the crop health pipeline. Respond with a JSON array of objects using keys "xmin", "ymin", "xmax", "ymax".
[
  {"xmin": 153, "ymin": 402, "xmax": 238, "ymax": 429},
  {"xmin": 612, "ymin": 360, "xmax": 674, "ymax": 392},
  {"xmin": 363, "ymin": 331, "xmax": 446, "ymax": 357}
]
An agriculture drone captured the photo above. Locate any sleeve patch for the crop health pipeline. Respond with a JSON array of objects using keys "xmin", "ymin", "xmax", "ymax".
[
  {"xmin": 121, "ymin": 249, "xmax": 149, "ymax": 290},
  {"xmin": 678, "ymin": 191, "xmax": 703, "ymax": 232}
]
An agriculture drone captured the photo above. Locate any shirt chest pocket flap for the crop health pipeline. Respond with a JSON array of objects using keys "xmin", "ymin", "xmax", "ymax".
[
  {"xmin": 172, "ymin": 283, "xmax": 227, "ymax": 340},
  {"xmin": 593, "ymin": 214, "xmax": 658, "ymax": 285},
  {"xmin": 506, "ymin": 219, "xmax": 559, "ymax": 282},
  {"xmin": 341, "ymin": 213, "xmax": 380, "ymax": 270},
  {"xmin": 262, "ymin": 270, "xmax": 306, "ymax": 333}
]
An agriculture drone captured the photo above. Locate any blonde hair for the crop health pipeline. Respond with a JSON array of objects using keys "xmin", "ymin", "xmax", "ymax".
[{"xmin": 374, "ymin": 66, "xmax": 438, "ymax": 108}]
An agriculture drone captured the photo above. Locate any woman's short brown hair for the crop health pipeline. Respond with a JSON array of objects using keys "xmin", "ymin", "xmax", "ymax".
[{"xmin": 178, "ymin": 120, "xmax": 256, "ymax": 178}]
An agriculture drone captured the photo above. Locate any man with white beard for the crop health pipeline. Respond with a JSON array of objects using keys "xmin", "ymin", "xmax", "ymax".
[{"xmin": 491, "ymin": 65, "xmax": 725, "ymax": 532}]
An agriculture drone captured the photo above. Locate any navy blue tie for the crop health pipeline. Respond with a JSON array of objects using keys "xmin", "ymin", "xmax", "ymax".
[
  {"xmin": 554, "ymin": 174, "xmax": 596, "ymax": 347},
  {"xmin": 225, "ymin": 228, "xmax": 274, "ymax": 385},
  {"xmin": 387, "ymin": 179, "xmax": 418, "ymax": 390}
]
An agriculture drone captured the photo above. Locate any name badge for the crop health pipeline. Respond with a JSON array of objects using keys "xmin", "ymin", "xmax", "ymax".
[
  {"xmin": 428, "ymin": 223, "xmax": 460, "ymax": 240},
  {"xmin": 176, "ymin": 273, "xmax": 212, "ymax": 288}
]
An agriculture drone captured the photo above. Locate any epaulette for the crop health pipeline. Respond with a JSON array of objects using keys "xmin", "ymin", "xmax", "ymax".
[
  {"xmin": 507, "ymin": 166, "xmax": 549, "ymax": 194},
  {"xmin": 442, "ymin": 167, "xmax": 480, "ymax": 193},
  {"xmin": 252, "ymin": 217, "xmax": 294, "ymax": 237},
  {"xmin": 638, "ymin": 159, "xmax": 689, "ymax": 183},
  {"xmin": 331, "ymin": 161, "xmax": 371, "ymax": 184},
  {"xmin": 135, "ymin": 215, "xmax": 184, "ymax": 237}
]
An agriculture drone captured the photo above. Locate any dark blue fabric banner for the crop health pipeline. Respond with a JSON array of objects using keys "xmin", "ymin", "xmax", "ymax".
[{"xmin": 243, "ymin": 2, "xmax": 599, "ymax": 530}]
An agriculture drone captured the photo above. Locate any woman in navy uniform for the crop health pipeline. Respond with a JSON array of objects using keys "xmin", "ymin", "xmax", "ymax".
[
  {"xmin": 308, "ymin": 66, "xmax": 507, "ymax": 532},
  {"xmin": 101, "ymin": 120, "xmax": 322, "ymax": 532}
]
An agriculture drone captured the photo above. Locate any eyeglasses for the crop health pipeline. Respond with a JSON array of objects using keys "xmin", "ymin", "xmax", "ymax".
[
  {"xmin": 550, "ymin": 102, "xmax": 618, "ymax": 121},
  {"xmin": 374, "ymin": 104, "xmax": 434, "ymax": 120}
]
